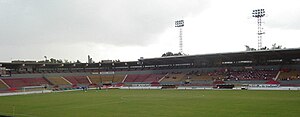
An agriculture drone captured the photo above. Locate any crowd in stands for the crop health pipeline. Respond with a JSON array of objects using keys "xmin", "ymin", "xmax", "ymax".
[
  {"xmin": 1, "ymin": 68, "xmax": 300, "ymax": 92},
  {"xmin": 182, "ymin": 69, "xmax": 278, "ymax": 81},
  {"xmin": 225, "ymin": 70, "xmax": 277, "ymax": 81}
]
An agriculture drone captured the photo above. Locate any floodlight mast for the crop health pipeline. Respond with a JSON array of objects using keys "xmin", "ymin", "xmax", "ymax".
[
  {"xmin": 175, "ymin": 20, "xmax": 184, "ymax": 54},
  {"xmin": 252, "ymin": 9, "xmax": 266, "ymax": 50}
]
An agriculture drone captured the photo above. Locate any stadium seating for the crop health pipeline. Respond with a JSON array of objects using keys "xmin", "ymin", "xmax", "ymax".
[
  {"xmin": 160, "ymin": 72, "xmax": 186, "ymax": 82},
  {"xmin": 64, "ymin": 76, "xmax": 90, "ymax": 85},
  {"xmin": 46, "ymin": 77, "xmax": 71, "ymax": 85},
  {"xmin": 2, "ymin": 68, "xmax": 300, "ymax": 91},
  {"xmin": 184, "ymin": 71, "xmax": 219, "ymax": 81},
  {"xmin": 112, "ymin": 75, "xmax": 126, "ymax": 83},
  {"xmin": 0, "ymin": 79, "xmax": 8, "ymax": 89},
  {"xmin": 2, "ymin": 78, "xmax": 50, "ymax": 88},
  {"xmin": 88, "ymin": 75, "xmax": 126, "ymax": 84},
  {"xmin": 101, "ymin": 75, "xmax": 114, "ymax": 83},
  {"xmin": 277, "ymin": 70, "xmax": 300, "ymax": 80},
  {"xmin": 88, "ymin": 76, "xmax": 102, "ymax": 84},
  {"xmin": 63, "ymin": 76, "xmax": 78, "ymax": 84},
  {"xmin": 227, "ymin": 70, "xmax": 278, "ymax": 81},
  {"xmin": 188, "ymin": 75, "xmax": 213, "ymax": 81},
  {"xmin": 123, "ymin": 74, "xmax": 164, "ymax": 82},
  {"xmin": 124, "ymin": 74, "xmax": 146, "ymax": 82},
  {"xmin": 143, "ymin": 74, "xmax": 165, "ymax": 82}
]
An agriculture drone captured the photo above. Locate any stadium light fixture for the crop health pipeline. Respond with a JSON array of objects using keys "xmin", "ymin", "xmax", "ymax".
[
  {"xmin": 252, "ymin": 9, "xmax": 266, "ymax": 50},
  {"xmin": 175, "ymin": 20, "xmax": 184, "ymax": 54}
]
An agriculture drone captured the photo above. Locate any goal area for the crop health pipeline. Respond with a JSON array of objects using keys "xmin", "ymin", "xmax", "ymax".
[{"xmin": 22, "ymin": 86, "xmax": 47, "ymax": 92}]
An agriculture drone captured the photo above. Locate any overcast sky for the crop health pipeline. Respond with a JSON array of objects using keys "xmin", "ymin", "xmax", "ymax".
[{"xmin": 0, "ymin": 0, "xmax": 299, "ymax": 62}]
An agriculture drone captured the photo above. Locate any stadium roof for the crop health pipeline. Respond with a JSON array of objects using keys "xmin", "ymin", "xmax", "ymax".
[
  {"xmin": 1, "ymin": 48, "xmax": 300, "ymax": 69},
  {"xmin": 141, "ymin": 48, "xmax": 300, "ymax": 65}
]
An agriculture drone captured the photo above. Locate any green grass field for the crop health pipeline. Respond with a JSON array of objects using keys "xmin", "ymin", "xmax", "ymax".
[{"xmin": 0, "ymin": 90, "xmax": 299, "ymax": 117}]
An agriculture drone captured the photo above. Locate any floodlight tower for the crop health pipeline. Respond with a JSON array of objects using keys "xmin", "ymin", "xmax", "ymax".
[
  {"xmin": 252, "ymin": 9, "xmax": 266, "ymax": 50},
  {"xmin": 175, "ymin": 20, "xmax": 184, "ymax": 54}
]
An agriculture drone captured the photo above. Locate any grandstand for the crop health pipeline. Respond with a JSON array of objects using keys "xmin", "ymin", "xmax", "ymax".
[
  {"xmin": 46, "ymin": 77, "xmax": 71, "ymax": 85},
  {"xmin": 63, "ymin": 76, "xmax": 91, "ymax": 85},
  {"xmin": 0, "ymin": 48, "xmax": 300, "ymax": 91},
  {"xmin": 2, "ymin": 78, "xmax": 49, "ymax": 88}
]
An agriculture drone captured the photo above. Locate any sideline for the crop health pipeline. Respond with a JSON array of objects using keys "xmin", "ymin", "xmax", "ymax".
[{"xmin": 0, "ymin": 90, "xmax": 52, "ymax": 97}]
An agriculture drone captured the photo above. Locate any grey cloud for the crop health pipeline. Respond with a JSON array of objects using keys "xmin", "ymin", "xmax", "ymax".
[
  {"xmin": 0, "ymin": 0, "xmax": 208, "ymax": 46},
  {"xmin": 264, "ymin": 4, "xmax": 300, "ymax": 30},
  {"xmin": 267, "ymin": 17, "xmax": 300, "ymax": 30}
]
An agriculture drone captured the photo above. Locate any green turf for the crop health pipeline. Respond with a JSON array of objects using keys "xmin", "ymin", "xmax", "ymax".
[{"xmin": 0, "ymin": 90, "xmax": 299, "ymax": 117}]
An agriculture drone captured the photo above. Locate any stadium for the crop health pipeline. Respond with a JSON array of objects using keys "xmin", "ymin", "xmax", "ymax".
[
  {"xmin": 1, "ymin": 48, "xmax": 300, "ymax": 117},
  {"xmin": 1, "ymin": 1, "xmax": 300, "ymax": 117},
  {"xmin": 1, "ymin": 48, "xmax": 300, "ymax": 90}
]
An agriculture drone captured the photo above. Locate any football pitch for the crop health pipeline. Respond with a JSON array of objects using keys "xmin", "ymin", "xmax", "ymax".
[{"xmin": 0, "ymin": 90, "xmax": 299, "ymax": 117}]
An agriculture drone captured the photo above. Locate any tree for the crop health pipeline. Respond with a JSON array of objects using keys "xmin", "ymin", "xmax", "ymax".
[
  {"xmin": 50, "ymin": 58, "xmax": 56, "ymax": 63},
  {"xmin": 245, "ymin": 45, "xmax": 250, "ymax": 51},
  {"xmin": 162, "ymin": 52, "xmax": 174, "ymax": 57},
  {"xmin": 174, "ymin": 52, "xmax": 183, "ymax": 56},
  {"xmin": 245, "ymin": 45, "xmax": 256, "ymax": 51},
  {"xmin": 271, "ymin": 43, "xmax": 277, "ymax": 50},
  {"xmin": 57, "ymin": 59, "xmax": 63, "ymax": 63},
  {"xmin": 162, "ymin": 52, "xmax": 184, "ymax": 57},
  {"xmin": 64, "ymin": 59, "xmax": 70, "ymax": 63},
  {"xmin": 271, "ymin": 43, "xmax": 284, "ymax": 50},
  {"xmin": 260, "ymin": 46, "xmax": 268, "ymax": 50}
]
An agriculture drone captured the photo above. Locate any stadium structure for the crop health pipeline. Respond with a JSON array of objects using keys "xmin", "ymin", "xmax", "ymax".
[{"xmin": 1, "ymin": 48, "xmax": 300, "ymax": 93}]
